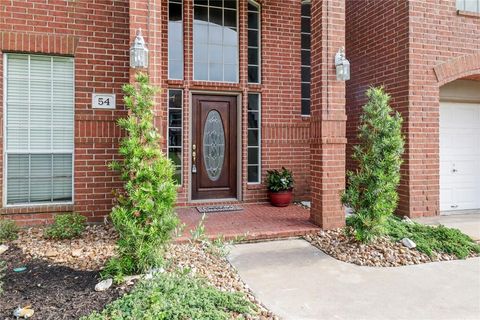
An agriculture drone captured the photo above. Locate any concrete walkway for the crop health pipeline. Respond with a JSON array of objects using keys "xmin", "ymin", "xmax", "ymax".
[{"xmin": 228, "ymin": 239, "xmax": 480, "ymax": 320}]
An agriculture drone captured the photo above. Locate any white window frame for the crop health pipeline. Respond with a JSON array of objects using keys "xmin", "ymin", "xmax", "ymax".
[
  {"xmin": 3, "ymin": 53, "xmax": 75, "ymax": 207},
  {"xmin": 167, "ymin": 89, "xmax": 183, "ymax": 186},
  {"xmin": 247, "ymin": 0, "xmax": 261, "ymax": 84},
  {"xmin": 192, "ymin": 0, "xmax": 240, "ymax": 83},
  {"xmin": 456, "ymin": 0, "xmax": 480, "ymax": 13},
  {"xmin": 247, "ymin": 93, "xmax": 261, "ymax": 184}
]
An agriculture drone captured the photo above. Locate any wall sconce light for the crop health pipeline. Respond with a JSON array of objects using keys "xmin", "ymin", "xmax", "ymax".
[
  {"xmin": 335, "ymin": 47, "xmax": 350, "ymax": 81},
  {"xmin": 130, "ymin": 29, "xmax": 149, "ymax": 68}
]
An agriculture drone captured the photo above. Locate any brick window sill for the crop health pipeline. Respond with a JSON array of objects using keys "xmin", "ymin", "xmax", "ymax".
[
  {"xmin": 1, "ymin": 204, "xmax": 74, "ymax": 215},
  {"xmin": 457, "ymin": 10, "xmax": 480, "ymax": 19}
]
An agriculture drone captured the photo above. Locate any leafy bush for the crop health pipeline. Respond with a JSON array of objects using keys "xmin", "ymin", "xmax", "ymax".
[
  {"xmin": 44, "ymin": 213, "xmax": 86, "ymax": 240},
  {"xmin": 83, "ymin": 271, "xmax": 256, "ymax": 320},
  {"xmin": 0, "ymin": 219, "xmax": 19, "ymax": 244},
  {"xmin": 265, "ymin": 167, "xmax": 294, "ymax": 192},
  {"xmin": 342, "ymin": 87, "xmax": 405, "ymax": 243},
  {"xmin": 386, "ymin": 218, "xmax": 480, "ymax": 259},
  {"xmin": 104, "ymin": 73, "xmax": 178, "ymax": 278}
]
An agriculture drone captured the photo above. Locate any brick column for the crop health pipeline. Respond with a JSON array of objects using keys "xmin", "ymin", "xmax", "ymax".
[{"xmin": 309, "ymin": 0, "xmax": 347, "ymax": 229}]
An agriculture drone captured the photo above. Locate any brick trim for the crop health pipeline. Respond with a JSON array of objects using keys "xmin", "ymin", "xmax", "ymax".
[
  {"xmin": 0, "ymin": 31, "xmax": 80, "ymax": 55},
  {"xmin": 434, "ymin": 52, "xmax": 480, "ymax": 85}
]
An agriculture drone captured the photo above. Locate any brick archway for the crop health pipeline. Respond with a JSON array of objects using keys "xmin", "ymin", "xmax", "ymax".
[{"xmin": 434, "ymin": 52, "xmax": 480, "ymax": 85}]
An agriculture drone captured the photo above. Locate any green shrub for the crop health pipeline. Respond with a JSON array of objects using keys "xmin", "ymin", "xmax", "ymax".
[
  {"xmin": 83, "ymin": 271, "xmax": 256, "ymax": 320},
  {"xmin": 0, "ymin": 219, "xmax": 19, "ymax": 244},
  {"xmin": 104, "ymin": 73, "xmax": 178, "ymax": 278},
  {"xmin": 342, "ymin": 87, "xmax": 405, "ymax": 243},
  {"xmin": 265, "ymin": 167, "xmax": 294, "ymax": 192},
  {"xmin": 44, "ymin": 213, "xmax": 86, "ymax": 240},
  {"xmin": 386, "ymin": 218, "xmax": 480, "ymax": 259}
]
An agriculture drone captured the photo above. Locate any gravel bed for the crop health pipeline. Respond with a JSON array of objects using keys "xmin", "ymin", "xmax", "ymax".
[
  {"xmin": 3, "ymin": 224, "xmax": 276, "ymax": 319},
  {"xmin": 304, "ymin": 228, "xmax": 468, "ymax": 267}
]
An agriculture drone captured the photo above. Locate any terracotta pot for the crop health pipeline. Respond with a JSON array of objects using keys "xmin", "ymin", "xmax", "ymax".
[{"xmin": 268, "ymin": 189, "xmax": 293, "ymax": 207}]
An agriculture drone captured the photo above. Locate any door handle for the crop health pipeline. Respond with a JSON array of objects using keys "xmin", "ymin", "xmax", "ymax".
[
  {"xmin": 451, "ymin": 204, "xmax": 458, "ymax": 208},
  {"xmin": 192, "ymin": 144, "xmax": 197, "ymax": 173},
  {"xmin": 452, "ymin": 169, "xmax": 458, "ymax": 173}
]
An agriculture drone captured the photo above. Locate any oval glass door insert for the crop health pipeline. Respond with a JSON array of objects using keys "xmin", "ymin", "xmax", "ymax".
[{"xmin": 203, "ymin": 110, "xmax": 225, "ymax": 181}]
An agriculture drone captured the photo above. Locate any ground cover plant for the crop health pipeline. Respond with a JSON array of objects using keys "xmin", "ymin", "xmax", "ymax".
[
  {"xmin": 0, "ymin": 219, "xmax": 19, "ymax": 244},
  {"xmin": 386, "ymin": 217, "xmax": 480, "ymax": 259},
  {"xmin": 104, "ymin": 73, "xmax": 178, "ymax": 278},
  {"xmin": 342, "ymin": 87, "xmax": 405, "ymax": 242},
  {"xmin": 83, "ymin": 271, "xmax": 257, "ymax": 320},
  {"xmin": 44, "ymin": 213, "xmax": 87, "ymax": 240}
]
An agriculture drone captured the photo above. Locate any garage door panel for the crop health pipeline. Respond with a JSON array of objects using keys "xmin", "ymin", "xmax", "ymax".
[{"xmin": 440, "ymin": 102, "xmax": 480, "ymax": 213}]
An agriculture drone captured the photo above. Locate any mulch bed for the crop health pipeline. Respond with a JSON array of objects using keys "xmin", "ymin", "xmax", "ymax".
[{"xmin": 0, "ymin": 246, "xmax": 128, "ymax": 320}]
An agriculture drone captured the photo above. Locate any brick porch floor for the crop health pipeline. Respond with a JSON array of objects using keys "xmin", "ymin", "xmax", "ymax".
[{"xmin": 175, "ymin": 203, "xmax": 320, "ymax": 243}]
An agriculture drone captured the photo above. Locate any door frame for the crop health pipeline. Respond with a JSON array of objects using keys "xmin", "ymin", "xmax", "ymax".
[{"xmin": 188, "ymin": 91, "xmax": 242, "ymax": 203}]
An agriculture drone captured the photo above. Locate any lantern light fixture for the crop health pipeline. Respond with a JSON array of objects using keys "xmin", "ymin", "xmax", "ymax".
[
  {"xmin": 335, "ymin": 47, "xmax": 350, "ymax": 81},
  {"xmin": 130, "ymin": 28, "xmax": 149, "ymax": 68}
]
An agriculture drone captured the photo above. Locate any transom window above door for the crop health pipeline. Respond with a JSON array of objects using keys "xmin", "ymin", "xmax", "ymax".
[{"xmin": 193, "ymin": 0, "xmax": 239, "ymax": 82}]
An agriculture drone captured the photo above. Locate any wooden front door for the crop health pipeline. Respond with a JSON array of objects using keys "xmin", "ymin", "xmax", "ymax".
[{"xmin": 192, "ymin": 95, "xmax": 237, "ymax": 200}]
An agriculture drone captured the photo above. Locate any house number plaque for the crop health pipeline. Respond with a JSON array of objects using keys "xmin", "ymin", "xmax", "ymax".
[{"xmin": 92, "ymin": 93, "xmax": 116, "ymax": 109}]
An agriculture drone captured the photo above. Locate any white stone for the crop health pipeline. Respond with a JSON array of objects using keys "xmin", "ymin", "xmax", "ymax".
[
  {"xmin": 95, "ymin": 278, "xmax": 113, "ymax": 292},
  {"xmin": 0, "ymin": 244, "xmax": 8, "ymax": 255},
  {"xmin": 401, "ymin": 238, "xmax": 417, "ymax": 249},
  {"xmin": 71, "ymin": 249, "xmax": 82, "ymax": 257},
  {"xmin": 300, "ymin": 201, "xmax": 311, "ymax": 208},
  {"xmin": 123, "ymin": 275, "xmax": 141, "ymax": 285},
  {"xmin": 402, "ymin": 216, "xmax": 414, "ymax": 225}
]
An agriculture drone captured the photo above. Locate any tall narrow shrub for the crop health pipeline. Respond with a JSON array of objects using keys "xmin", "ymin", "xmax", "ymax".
[
  {"xmin": 105, "ymin": 73, "xmax": 178, "ymax": 277},
  {"xmin": 342, "ymin": 87, "xmax": 405, "ymax": 242}
]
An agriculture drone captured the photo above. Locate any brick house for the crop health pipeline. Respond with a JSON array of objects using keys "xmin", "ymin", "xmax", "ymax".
[{"xmin": 0, "ymin": 0, "xmax": 478, "ymax": 227}]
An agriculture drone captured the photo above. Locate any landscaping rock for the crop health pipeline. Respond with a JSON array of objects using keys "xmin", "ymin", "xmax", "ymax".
[
  {"xmin": 0, "ymin": 244, "xmax": 8, "ymax": 255},
  {"xmin": 402, "ymin": 216, "xmax": 415, "ymax": 225},
  {"xmin": 401, "ymin": 238, "xmax": 417, "ymax": 249},
  {"xmin": 95, "ymin": 278, "xmax": 113, "ymax": 292},
  {"xmin": 13, "ymin": 306, "xmax": 34, "ymax": 319},
  {"xmin": 300, "ymin": 201, "xmax": 311, "ymax": 208},
  {"xmin": 304, "ymin": 228, "xmax": 460, "ymax": 267}
]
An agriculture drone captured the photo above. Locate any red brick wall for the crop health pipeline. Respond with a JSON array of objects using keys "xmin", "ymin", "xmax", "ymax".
[
  {"xmin": 346, "ymin": 0, "xmax": 480, "ymax": 217},
  {"xmin": 345, "ymin": 0, "xmax": 410, "ymax": 215},
  {"xmin": 149, "ymin": 0, "xmax": 311, "ymax": 205},
  {"xmin": 407, "ymin": 0, "xmax": 480, "ymax": 217},
  {"xmin": 1, "ymin": 0, "xmax": 314, "ymax": 225},
  {"xmin": 309, "ymin": 0, "xmax": 347, "ymax": 229},
  {"xmin": 0, "ymin": 0, "xmax": 130, "ymax": 225}
]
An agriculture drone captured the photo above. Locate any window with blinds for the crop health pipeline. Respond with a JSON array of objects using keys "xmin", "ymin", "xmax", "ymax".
[{"xmin": 5, "ymin": 54, "xmax": 74, "ymax": 205}]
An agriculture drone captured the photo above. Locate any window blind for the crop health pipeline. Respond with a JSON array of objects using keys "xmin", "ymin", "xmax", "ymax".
[{"xmin": 5, "ymin": 54, "xmax": 74, "ymax": 205}]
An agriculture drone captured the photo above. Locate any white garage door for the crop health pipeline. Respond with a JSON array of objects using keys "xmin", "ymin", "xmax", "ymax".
[{"xmin": 440, "ymin": 102, "xmax": 480, "ymax": 213}]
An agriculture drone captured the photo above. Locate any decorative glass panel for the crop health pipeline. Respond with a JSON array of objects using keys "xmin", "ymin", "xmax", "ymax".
[
  {"xmin": 301, "ymin": 2, "xmax": 311, "ymax": 115},
  {"xmin": 203, "ymin": 110, "xmax": 225, "ymax": 181},
  {"xmin": 167, "ymin": 90, "xmax": 183, "ymax": 185},
  {"xmin": 169, "ymin": 0, "xmax": 184, "ymax": 79},
  {"xmin": 247, "ymin": 93, "xmax": 261, "ymax": 183},
  {"xmin": 5, "ymin": 54, "xmax": 74, "ymax": 205},
  {"xmin": 194, "ymin": 0, "xmax": 238, "ymax": 82}
]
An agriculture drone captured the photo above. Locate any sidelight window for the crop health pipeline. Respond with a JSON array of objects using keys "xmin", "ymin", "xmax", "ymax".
[
  {"xmin": 247, "ymin": 93, "xmax": 261, "ymax": 183},
  {"xmin": 169, "ymin": 0, "xmax": 184, "ymax": 79},
  {"xmin": 301, "ymin": 1, "xmax": 311, "ymax": 115},
  {"xmin": 248, "ymin": 1, "xmax": 261, "ymax": 83},
  {"xmin": 167, "ymin": 90, "xmax": 183, "ymax": 185}
]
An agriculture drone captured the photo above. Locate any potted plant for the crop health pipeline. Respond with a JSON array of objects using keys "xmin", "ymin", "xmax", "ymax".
[{"xmin": 266, "ymin": 167, "xmax": 294, "ymax": 207}]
